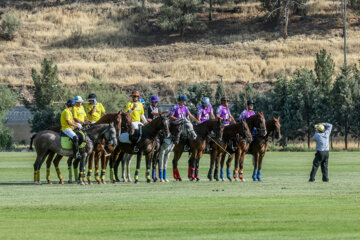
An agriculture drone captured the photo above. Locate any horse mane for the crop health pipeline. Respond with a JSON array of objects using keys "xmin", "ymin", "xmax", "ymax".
[
  {"xmin": 94, "ymin": 112, "xmax": 118, "ymax": 125},
  {"xmin": 265, "ymin": 119, "xmax": 277, "ymax": 138}
]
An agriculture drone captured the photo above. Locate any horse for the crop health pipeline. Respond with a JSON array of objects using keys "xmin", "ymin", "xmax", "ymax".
[
  {"xmin": 32, "ymin": 123, "xmax": 117, "ymax": 185},
  {"xmin": 109, "ymin": 115, "xmax": 170, "ymax": 183},
  {"xmin": 149, "ymin": 118, "xmax": 189, "ymax": 182},
  {"xmin": 208, "ymin": 120, "xmax": 252, "ymax": 181},
  {"xmin": 114, "ymin": 118, "xmax": 190, "ymax": 183},
  {"xmin": 248, "ymin": 116, "xmax": 281, "ymax": 181},
  {"xmin": 221, "ymin": 112, "xmax": 267, "ymax": 181},
  {"xmin": 172, "ymin": 118, "xmax": 225, "ymax": 182}
]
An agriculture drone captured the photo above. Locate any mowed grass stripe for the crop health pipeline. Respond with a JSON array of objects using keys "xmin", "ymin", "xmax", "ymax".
[{"xmin": 0, "ymin": 152, "xmax": 360, "ymax": 239}]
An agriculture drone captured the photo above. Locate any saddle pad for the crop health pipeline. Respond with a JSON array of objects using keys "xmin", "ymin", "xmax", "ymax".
[
  {"xmin": 119, "ymin": 132, "xmax": 132, "ymax": 144},
  {"xmin": 61, "ymin": 131, "xmax": 86, "ymax": 150}
]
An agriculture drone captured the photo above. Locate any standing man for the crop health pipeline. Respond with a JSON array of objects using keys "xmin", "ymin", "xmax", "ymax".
[
  {"xmin": 309, "ymin": 123, "xmax": 332, "ymax": 182},
  {"xmin": 73, "ymin": 96, "xmax": 90, "ymax": 126},
  {"xmin": 61, "ymin": 99, "xmax": 82, "ymax": 159},
  {"xmin": 216, "ymin": 97, "xmax": 236, "ymax": 126},
  {"xmin": 197, "ymin": 97, "xmax": 215, "ymax": 123},
  {"xmin": 85, "ymin": 93, "xmax": 106, "ymax": 123}
]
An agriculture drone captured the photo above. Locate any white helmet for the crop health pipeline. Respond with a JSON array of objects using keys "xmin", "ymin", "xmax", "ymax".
[{"xmin": 74, "ymin": 96, "xmax": 84, "ymax": 103}]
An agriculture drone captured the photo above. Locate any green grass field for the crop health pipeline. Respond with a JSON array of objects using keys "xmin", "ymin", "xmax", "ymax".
[{"xmin": 0, "ymin": 152, "xmax": 359, "ymax": 240}]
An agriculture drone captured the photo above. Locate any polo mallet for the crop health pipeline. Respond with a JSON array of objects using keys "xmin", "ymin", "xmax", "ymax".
[{"xmin": 207, "ymin": 135, "xmax": 232, "ymax": 157}]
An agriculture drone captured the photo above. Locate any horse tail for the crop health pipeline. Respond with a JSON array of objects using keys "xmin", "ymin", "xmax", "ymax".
[{"xmin": 29, "ymin": 134, "xmax": 36, "ymax": 151}]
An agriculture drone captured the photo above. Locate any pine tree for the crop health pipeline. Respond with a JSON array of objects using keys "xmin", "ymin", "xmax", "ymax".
[
  {"xmin": 214, "ymin": 81, "xmax": 225, "ymax": 107},
  {"xmin": 314, "ymin": 49, "xmax": 335, "ymax": 94}
]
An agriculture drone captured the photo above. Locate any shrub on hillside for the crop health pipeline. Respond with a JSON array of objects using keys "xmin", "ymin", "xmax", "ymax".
[{"xmin": 0, "ymin": 13, "xmax": 21, "ymax": 41}]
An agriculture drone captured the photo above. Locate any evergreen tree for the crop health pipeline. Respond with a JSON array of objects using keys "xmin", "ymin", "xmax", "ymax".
[
  {"xmin": 331, "ymin": 66, "xmax": 356, "ymax": 150},
  {"xmin": 214, "ymin": 81, "xmax": 226, "ymax": 107},
  {"xmin": 157, "ymin": 0, "xmax": 206, "ymax": 36},
  {"xmin": 314, "ymin": 49, "xmax": 335, "ymax": 94}
]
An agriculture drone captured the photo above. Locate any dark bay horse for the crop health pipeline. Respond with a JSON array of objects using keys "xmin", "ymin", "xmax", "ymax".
[
  {"xmin": 221, "ymin": 112, "xmax": 267, "ymax": 181},
  {"xmin": 208, "ymin": 120, "xmax": 252, "ymax": 181},
  {"xmin": 248, "ymin": 117, "xmax": 281, "ymax": 181},
  {"xmin": 172, "ymin": 119, "xmax": 225, "ymax": 181},
  {"xmin": 110, "ymin": 115, "xmax": 170, "ymax": 183},
  {"xmin": 33, "ymin": 124, "xmax": 117, "ymax": 185}
]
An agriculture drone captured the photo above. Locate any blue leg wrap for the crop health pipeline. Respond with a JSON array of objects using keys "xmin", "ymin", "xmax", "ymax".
[
  {"xmin": 152, "ymin": 168, "xmax": 156, "ymax": 180},
  {"xmin": 163, "ymin": 169, "xmax": 167, "ymax": 180},
  {"xmin": 252, "ymin": 169, "xmax": 258, "ymax": 181},
  {"xmin": 257, "ymin": 169, "xmax": 262, "ymax": 181},
  {"xmin": 226, "ymin": 168, "xmax": 231, "ymax": 179},
  {"xmin": 220, "ymin": 168, "xmax": 224, "ymax": 179},
  {"xmin": 159, "ymin": 169, "xmax": 163, "ymax": 179}
]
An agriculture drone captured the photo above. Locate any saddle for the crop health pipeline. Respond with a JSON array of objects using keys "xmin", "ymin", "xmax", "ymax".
[{"xmin": 60, "ymin": 130, "xmax": 86, "ymax": 150}]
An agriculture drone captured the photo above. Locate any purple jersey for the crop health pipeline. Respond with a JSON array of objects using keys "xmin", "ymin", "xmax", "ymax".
[
  {"xmin": 197, "ymin": 105, "xmax": 213, "ymax": 123},
  {"xmin": 239, "ymin": 110, "xmax": 255, "ymax": 121},
  {"xmin": 216, "ymin": 105, "xmax": 231, "ymax": 125},
  {"xmin": 170, "ymin": 104, "xmax": 190, "ymax": 119}
]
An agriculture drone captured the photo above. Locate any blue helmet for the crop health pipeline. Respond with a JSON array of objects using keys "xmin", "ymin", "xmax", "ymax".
[
  {"xmin": 74, "ymin": 96, "xmax": 84, "ymax": 103},
  {"xmin": 202, "ymin": 97, "xmax": 210, "ymax": 106},
  {"xmin": 66, "ymin": 99, "xmax": 76, "ymax": 107},
  {"xmin": 178, "ymin": 94, "xmax": 188, "ymax": 102},
  {"xmin": 150, "ymin": 95, "xmax": 160, "ymax": 102},
  {"xmin": 139, "ymin": 98, "xmax": 146, "ymax": 105}
]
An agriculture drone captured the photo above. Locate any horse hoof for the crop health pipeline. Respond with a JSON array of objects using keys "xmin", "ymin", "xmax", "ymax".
[
  {"xmin": 178, "ymin": 178, "xmax": 182, "ymax": 182},
  {"xmin": 34, "ymin": 181, "xmax": 42, "ymax": 185},
  {"xmin": 208, "ymin": 178, "xmax": 212, "ymax": 181},
  {"xmin": 134, "ymin": 180, "xmax": 139, "ymax": 184},
  {"xmin": 47, "ymin": 180, "xmax": 52, "ymax": 185},
  {"xmin": 165, "ymin": 179, "xmax": 169, "ymax": 182},
  {"xmin": 257, "ymin": 179, "xmax": 262, "ymax": 182},
  {"xmin": 241, "ymin": 178, "xmax": 246, "ymax": 182},
  {"xmin": 253, "ymin": 178, "xmax": 257, "ymax": 182},
  {"xmin": 196, "ymin": 178, "xmax": 200, "ymax": 182},
  {"xmin": 80, "ymin": 181, "xmax": 86, "ymax": 186},
  {"xmin": 102, "ymin": 181, "xmax": 107, "ymax": 184},
  {"xmin": 59, "ymin": 180, "xmax": 64, "ymax": 185},
  {"xmin": 189, "ymin": 178, "xmax": 195, "ymax": 182},
  {"xmin": 234, "ymin": 178, "xmax": 239, "ymax": 182},
  {"xmin": 146, "ymin": 179, "xmax": 151, "ymax": 183},
  {"xmin": 221, "ymin": 178, "xmax": 225, "ymax": 182},
  {"xmin": 68, "ymin": 180, "xmax": 73, "ymax": 184},
  {"xmin": 214, "ymin": 178, "xmax": 219, "ymax": 182},
  {"xmin": 227, "ymin": 178, "xmax": 232, "ymax": 182}
]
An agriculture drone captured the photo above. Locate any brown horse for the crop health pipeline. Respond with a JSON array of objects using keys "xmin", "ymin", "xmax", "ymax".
[
  {"xmin": 110, "ymin": 115, "xmax": 170, "ymax": 183},
  {"xmin": 221, "ymin": 112, "xmax": 267, "ymax": 181},
  {"xmin": 248, "ymin": 116, "xmax": 281, "ymax": 181},
  {"xmin": 172, "ymin": 119, "xmax": 225, "ymax": 182},
  {"xmin": 208, "ymin": 120, "xmax": 252, "ymax": 181}
]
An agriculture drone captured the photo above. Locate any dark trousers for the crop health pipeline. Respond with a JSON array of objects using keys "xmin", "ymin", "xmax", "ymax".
[{"xmin": 309, "ymin": 151, "xmax": 329, "ymax": 182}]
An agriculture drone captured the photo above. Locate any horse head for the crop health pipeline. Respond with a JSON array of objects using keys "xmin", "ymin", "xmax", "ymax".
[
  {"xmin": 104, "ymin": 122, "xmax": 118, "ymax": 147},
  {"xmin": 159, "ymin": 115, "xmax": 171, "ymax": 138},
  {"xmin": 114, "ymin": 111, "xmax": 123, "ymax": 137},
  {"xmin": 241, "ymin": 119, "xmax": 252, "ymax": 143},
  {"xmin": 170, "ymin": 119, "xmax": 184, "ymax": 145},
  {"xmin": 248, "ymin": 112, "xmax": 267, "ymax": 137},
  {"xmin": 183, "ymin": 118, "xmax": 197, "ymax": 140},
  {"xmin": 121, "ymin": 111, "xmax": 134, "ymax": 135},
  {"xmin": 215, "ymin": 118, "xmax": 225, "ymax": 142},
  {"xmin": 272, "ymin": 116, "xmax": 281, "ymax": 140}
]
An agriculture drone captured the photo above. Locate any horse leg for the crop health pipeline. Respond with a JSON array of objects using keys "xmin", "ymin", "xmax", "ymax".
[
  {"xmin": 94, "ymin": 151, "xmax": 102, "ymax": 184},
  {"xmin": 226, "ymin": 153, "xmax": 234, "ymax": 181},
  {"xmin": 252, "ymin": 153, "xmax": 259, "ymax": 182},
  {"xmin": 216, "ymin": 152, "xmax": 224, "ymax": 181},
  {"xmin": 233, "ymin": 149, "xmax": 240, "ymax": 181},
  {"xmin": 134, "ymin": 152, "xmax": 142, "ymax": 184},
  {"xmin": 257, "ymin": 153, "xmax": 265, "ymax": 182},
  {"xmin": 220, "ymin": 153, "xmax": 228, "ymax": 181},
  {"xmin": 100, "ymin": 152, "xmax": 107, "ymax": 184},
  {"xmin": 87, "ymin": 151, "xmax": 95, "ymax": 184},
  {"xmin": 239, "ymin": 151, "xmax": 246, "ymax": 182},
  {"xmin": 126, "ymin": 154, "xmax": 133, "ymax": 182},
  {"xmin": 172, "ymin": 144, "xmax": 183, "ymax": 181},
  {"xmin": 45, "ymin": 152, "xmax": 55, "ymax": 184},
  {"xmin": 158, "ymin": 144, "xmax": 165, "ymax": 182},
  {"xmin": 195, "ymin": 151, "xmax": 202, "ymax": 181},
  {"xmin": 114, "ymin": 151, "xmax": 122, "ymax": 182},
  {"xmin": 145, "ymin": 153, "xmax": 152, "ymax": 183},
  {"xmin": 73, "ymin": 158, "xmax": 80, "ymax": 183},
  {"xmin": 208, "ymin": 146, "xmax": 215, "ymax": 181},
  {"xmin": 163, "ymin": 146, "xmax": 172, "ymax": 182},
  {"xmin": 33, "ymin": 151, "xmax": 49, "ymax": 185},
  {"xmin": 79, "ymin": 154, "xmax": 88, "ymax": 185},
  {"xmin": 53, "ymin": 154, "xmax": 64, "ymax": 184},
  {"xmin": 67, "ymin": 157, "xmax": 74, "ymax": 183},
  {"xmin": 121, "ymin": 152, "xmax": 127, "ymax": 182}
]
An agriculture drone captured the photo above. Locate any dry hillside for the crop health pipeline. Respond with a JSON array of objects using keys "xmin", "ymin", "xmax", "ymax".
[{"xmin": 0, "ymin": 0, "xmax": 359, "ymax": 87}]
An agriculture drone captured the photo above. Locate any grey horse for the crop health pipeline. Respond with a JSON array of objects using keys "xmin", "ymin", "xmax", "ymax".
[{"xmin": 33, "ymin": 124, "xmax": 117, "ymax": 185}]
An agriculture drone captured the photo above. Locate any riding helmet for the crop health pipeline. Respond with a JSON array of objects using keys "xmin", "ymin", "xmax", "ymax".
[
  {"xmin": 150, "ymin": 95, "xmax": 160, "ymax": 102},
  {"xmin": 139, "ymin": 98, "xmax": 146, "ymax": 105},
  {"xmin": 178, "ymin": 94, "xmax": 188, "ymax": 101},
  {"xmin": 74, "ymin": 96, "xmax": 84, "ymax": 103},
  {"xmin": 66, "ymin": 99, "xmax": 76, "ymax": 107},
  {"xmin": 221, "ymin": 97, "xmax": 229, "ymax": 102},
  {"xmin": 202, "ymin": 97, "xmax": 210, "ymax": 106},
  {"xmin": 247, "ymin": 99, "xmax": 255, "ymax": 105},
  {"xmin": 87, "ymin": 93, "xmax": 97, "ymax": 101}
]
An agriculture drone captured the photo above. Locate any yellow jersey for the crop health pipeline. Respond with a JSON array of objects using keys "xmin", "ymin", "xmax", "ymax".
[
  {"xmin": 72, "ymin": 105, "xmax": 87, "ymax": 123},
  {"xmin": 125, "ymin": 101, "xmax": 144, "ymax": 122},
  {"xmin": 61, "ymin": 108, "xmax": 74, "ymax": 130},
  {"xmin": 85, "ymin": 103, "xmax": 105, "ymax": 122}
]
